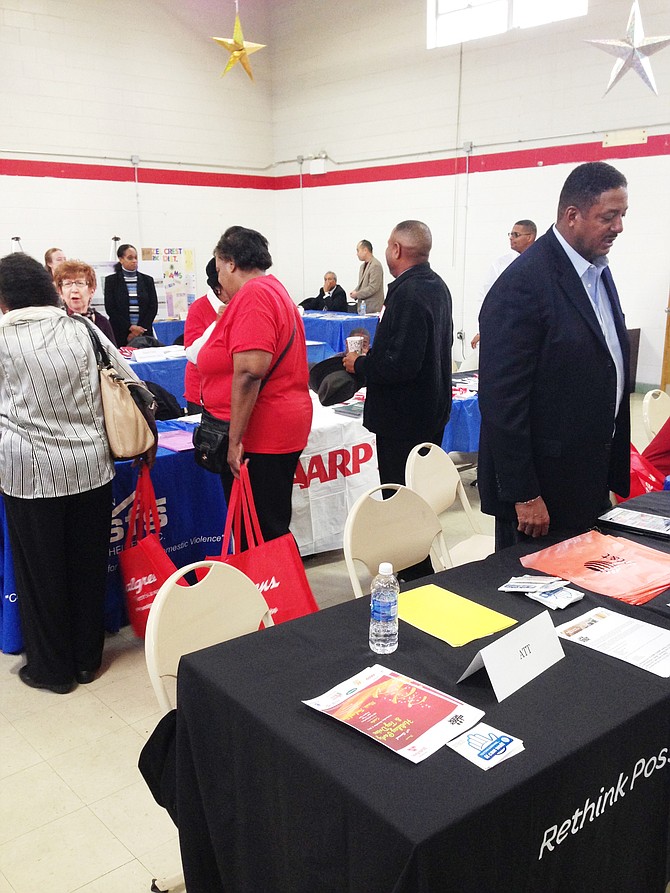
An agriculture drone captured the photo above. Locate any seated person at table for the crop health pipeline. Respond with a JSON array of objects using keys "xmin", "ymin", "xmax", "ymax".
[
  {"xmin": 54, "ymin": 260, "xmax": 117, "ymax": 345},
  {"xmin": 299, "ymin": 271, "xmax": 347, "ymax": 312},
  {"xmin": 184, "ymin": 257, "xmax": 230, "ymax": 415},
  {"xmin": 642, "ymin": 415, "xmax": 670, "ymax": 477}
]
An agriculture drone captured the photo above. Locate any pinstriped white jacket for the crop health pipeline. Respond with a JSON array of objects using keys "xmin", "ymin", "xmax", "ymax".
[{"xmin": 0, "ymin": 306, "xmax": 138, "ymax": 498}]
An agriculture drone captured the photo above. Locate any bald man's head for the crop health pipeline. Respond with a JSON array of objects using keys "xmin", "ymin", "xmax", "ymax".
[{"xmin": 385, "ymin": 220, "xmax": 432, "ymax": 278}]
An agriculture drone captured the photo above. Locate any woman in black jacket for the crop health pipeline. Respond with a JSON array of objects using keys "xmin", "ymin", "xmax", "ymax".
[{"xmin": 104, "ymin": 243, "xmax": 158, "ymax": 346}]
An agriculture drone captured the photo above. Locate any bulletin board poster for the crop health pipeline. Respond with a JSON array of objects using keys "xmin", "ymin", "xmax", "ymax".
[{"xmin": 142, "ymin": 247, "xmax": 197, "ymax": 318}]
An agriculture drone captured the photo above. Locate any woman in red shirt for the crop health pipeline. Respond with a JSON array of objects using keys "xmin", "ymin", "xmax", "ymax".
[
  {"xmin": 184, "ymin": 258, "xmax": 228, "ymax": 414},
  {"xmin": 198, "ymin": 227, "xmax": 312, "ymax": 541}
]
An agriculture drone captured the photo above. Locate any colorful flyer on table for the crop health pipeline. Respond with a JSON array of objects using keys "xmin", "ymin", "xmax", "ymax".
[{"xmin": 303, "ymin": 665, "xmax": 484, "ymax": 763}]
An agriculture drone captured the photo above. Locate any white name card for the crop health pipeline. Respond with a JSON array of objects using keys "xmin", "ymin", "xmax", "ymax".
[{"xmin": 457, "ymin": 611, "xmax": 564, "ymax": 702}]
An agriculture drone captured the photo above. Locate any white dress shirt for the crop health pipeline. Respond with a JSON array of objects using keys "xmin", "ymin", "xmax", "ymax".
[{"xmin": 552, "ymin": 226, "xmax": 625, "ymax": 415}]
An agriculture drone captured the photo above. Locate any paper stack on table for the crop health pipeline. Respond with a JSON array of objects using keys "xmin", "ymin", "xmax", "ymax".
[
  {"xmin": 498, "ymin": 575, "xmax": 583, "ymax": 610},
  {"xmin": 157, "ymin": 429, "xmax": 195, "ymax": 452},
  {"xmin": 131, "ymin": 345, "xmax": 185, "ymax": 362},
  {"xmin": 398, "ymin": 584, "xmax": 516, "ymax": 646},
  {"xmin": 556, "ymin": 607, "xmax": 670, "ymax": 677}
]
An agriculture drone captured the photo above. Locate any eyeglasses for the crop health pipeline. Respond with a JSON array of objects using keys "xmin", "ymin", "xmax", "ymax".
[
  {"xmin": 60, "ymin": 280, "xmax": 88, "ymax": 289},
  {"xmin": 508, "ymin": 232, "xmax": 531, "ymax": 239}
]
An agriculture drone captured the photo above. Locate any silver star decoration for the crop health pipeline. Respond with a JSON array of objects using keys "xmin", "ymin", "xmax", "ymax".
[{"xmin": 585, "ymin": 0, "xmax": 670, "ymax": 95}]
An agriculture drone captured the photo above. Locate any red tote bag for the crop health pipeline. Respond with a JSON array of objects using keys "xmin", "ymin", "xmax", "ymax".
[
  {"xmin": 118, "ymin": 463, "xmax": 179, "ymax": 638},
  {"xmin": 613, "ymin": 444, "xmax": 665, "ymax": 502},
  {"xmin": 207, "ymin": 463, "xmax": 318, "ymax": 625}
]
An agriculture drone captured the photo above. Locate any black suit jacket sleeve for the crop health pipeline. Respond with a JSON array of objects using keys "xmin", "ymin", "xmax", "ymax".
[{"xmin": 300, "ymin": 289, "xmax": 326, "ymax": 311}]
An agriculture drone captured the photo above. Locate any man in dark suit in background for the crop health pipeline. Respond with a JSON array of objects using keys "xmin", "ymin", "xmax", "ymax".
[
  {"xmin": 478, "ymin": 161, "xmax": 631, "ymax": 550},
  {"xmin": 300, "ymin": 271, "xmax": 347, "ymax": 312},
  {"xmin": 344, "ymin": 220, "xmax": 453, "ymax": 486}
]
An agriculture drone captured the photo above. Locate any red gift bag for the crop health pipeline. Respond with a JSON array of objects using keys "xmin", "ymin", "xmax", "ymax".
[
  {"xmin": 521, "ymin": 530, "xmax": 670, "ymax": 605},
  {"xmin": 205, "ymin": 464, "xmax": 318, "ymax": 625},
  {"xmin": 615, "ymin": 444, "xmax": 665, "ymax": 501},
  {"xmin": 118, "ymin": 463, "xmax": 179, "ymax": 638}
]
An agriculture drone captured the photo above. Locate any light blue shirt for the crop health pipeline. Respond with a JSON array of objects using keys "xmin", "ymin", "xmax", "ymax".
[{"xmin": 552, "ymin": 226, "xmax": 625, "ymax": 415}]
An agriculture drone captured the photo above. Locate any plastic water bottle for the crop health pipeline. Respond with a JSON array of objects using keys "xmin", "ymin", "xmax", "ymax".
[
  {"xmin": 369, "ymin": 562, "xmax": 399, "ymax": 654},
  {"xmin": 358, "ymin": 299, "xmax": 367, "ymax": 316}
]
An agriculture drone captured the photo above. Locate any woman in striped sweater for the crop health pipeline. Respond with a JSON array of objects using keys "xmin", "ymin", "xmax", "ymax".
[{"xmin": 0, "ymin": 253, "xmax": 139, "ymax": 694}]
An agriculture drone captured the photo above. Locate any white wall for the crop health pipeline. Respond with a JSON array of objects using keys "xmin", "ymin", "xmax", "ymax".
[
  {"xmin": 1, "ymin": 0, "xmax": 669, "ymax": 386},
  {"xmin": 267, "ymin": 0, "xmax": 670, "ymax": 387},
  {"xmin": 1, "ymin": 0, "xmax": 272, "ymax": 166}
]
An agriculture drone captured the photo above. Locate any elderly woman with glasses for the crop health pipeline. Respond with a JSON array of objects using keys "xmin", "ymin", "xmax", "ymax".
[
  {"xmin": 0, "ymin": 253, "xmax": 139, "ymax": 694},
  {"xmin": 54, "ymin": 260, "xmax": 117, "ymax": 345}
]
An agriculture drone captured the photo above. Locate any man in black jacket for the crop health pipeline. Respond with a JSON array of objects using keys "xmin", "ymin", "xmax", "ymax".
[
  {"xmin": 299, "ymin": 271, "xmax": 348, "ymax": 312},
  {"xmin": 478, "ymin": 162, "xmax": 630, "ymax": 550},
  {"xmin": 344, "ymin": 220, "xmax": 453, "ymax": 485}
]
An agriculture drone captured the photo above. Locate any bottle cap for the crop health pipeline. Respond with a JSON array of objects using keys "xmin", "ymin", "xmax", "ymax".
[{"xmin": 378, "ymin": 562, "xmax": 393, "ymax": 575}]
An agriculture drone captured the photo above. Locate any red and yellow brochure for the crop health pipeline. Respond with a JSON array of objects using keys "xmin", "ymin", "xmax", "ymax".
[{"xmin": 303, "ymin": 665, "xmax": 484, "ymax": 763}]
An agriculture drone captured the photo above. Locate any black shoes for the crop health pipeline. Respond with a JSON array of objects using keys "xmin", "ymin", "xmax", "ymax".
[
  {"xmin": 19, "ymin": 665, "xmax": 73, "ymax": 695},
  {"xmin": 76, "ymin": 670, "xmax": 96, "ymax": 685}
]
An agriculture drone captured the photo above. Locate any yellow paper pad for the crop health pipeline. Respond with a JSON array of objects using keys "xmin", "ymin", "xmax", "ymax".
[{"xmin": 398, "ymin": 585, "xmax": 516, "ymax": 647}]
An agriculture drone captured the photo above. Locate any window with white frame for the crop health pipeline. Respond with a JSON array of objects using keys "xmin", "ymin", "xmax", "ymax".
[{"xmin": 427, "ymin": 0, "xmax": 588, "ymax": 49}]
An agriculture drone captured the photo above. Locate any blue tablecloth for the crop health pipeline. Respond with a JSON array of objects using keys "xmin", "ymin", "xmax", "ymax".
[
  {"xmin": 154, "ymin": 319, "xmax": 185, "ymax": 345},
  {"xmin": 131, "ymin": 347, "xmax": 335, "ymax": 407},
  {"xmin": 0, "ymin": 501, "xmax": 20, "ymax": 654},
  {"xmin": 0, "ymin": 420, "xmax": 226, "ymax": 653},
  {"xmin": 441, "ymin": 393, "xmax": 480, "ymax": 452},
  {"xmin": 303, "ymin": 312, "xmax": 379, "ymax": 353},
  {"xmin": 306, "ymin": 341, "xmax": 336, "ymax": 363},
  {"xmin": 130, "ymin": 355, "xmax": 187, "ymax": 408}
]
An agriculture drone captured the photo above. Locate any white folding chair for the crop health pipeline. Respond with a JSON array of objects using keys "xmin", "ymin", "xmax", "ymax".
[
  {"xmin": 145, "ymin": 560, "xmax": 274, "ymax": 713},
  {"xmin": 144, "ymin": 560, "xmax": 273, "ymax": 893},
  {"xmin": 405, "ymin": 443, "xmax": 494, "ymax": 567},
  {"xmin": 642, "ymin": 389, "xmax": 670, "ymax": 441},
  {"xmin": 343, "ymin": 483, "xmax": 451, "ymax": 599}
]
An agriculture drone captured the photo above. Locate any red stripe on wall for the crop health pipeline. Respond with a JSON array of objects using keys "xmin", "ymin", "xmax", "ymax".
[
  {"xmin": 2, "ymin": 134, "xmax": 668, "ymax": 190},
  {"xmin": 138, "ymin": 168, "xmax": 278, "ymax": 190},
  {"xmin": 0, "ymin": 159, "xmax": 135, "ymax": 182}
]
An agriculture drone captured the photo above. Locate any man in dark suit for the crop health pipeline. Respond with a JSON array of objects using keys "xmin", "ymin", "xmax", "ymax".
[
  {"xmin": 478, "ymin": 161, "xmax": 631, "ymax": 550},
  {"xmin": 299, "ymin": 271, "xmax": 347, "ymax": 312}
]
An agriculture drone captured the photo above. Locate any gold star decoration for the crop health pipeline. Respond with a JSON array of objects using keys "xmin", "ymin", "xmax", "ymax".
[
  {"xmin": 212, "ymin": 12, "xmax": 265, "ymax": 81},
  {"xmin": 585, "ymin": 1, "xmax": 670, "ymax": 95}
]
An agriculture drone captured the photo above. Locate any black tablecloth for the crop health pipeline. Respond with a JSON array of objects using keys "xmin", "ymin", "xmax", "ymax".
[{"xmin": 176, "ymin": 505, "xmax": 670, "ymax": 893}]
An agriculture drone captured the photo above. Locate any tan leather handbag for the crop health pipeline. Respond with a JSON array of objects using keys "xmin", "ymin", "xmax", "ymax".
[{"xmin": 77, "ymin": 317, "xmax": 157, "ymax": 461}]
